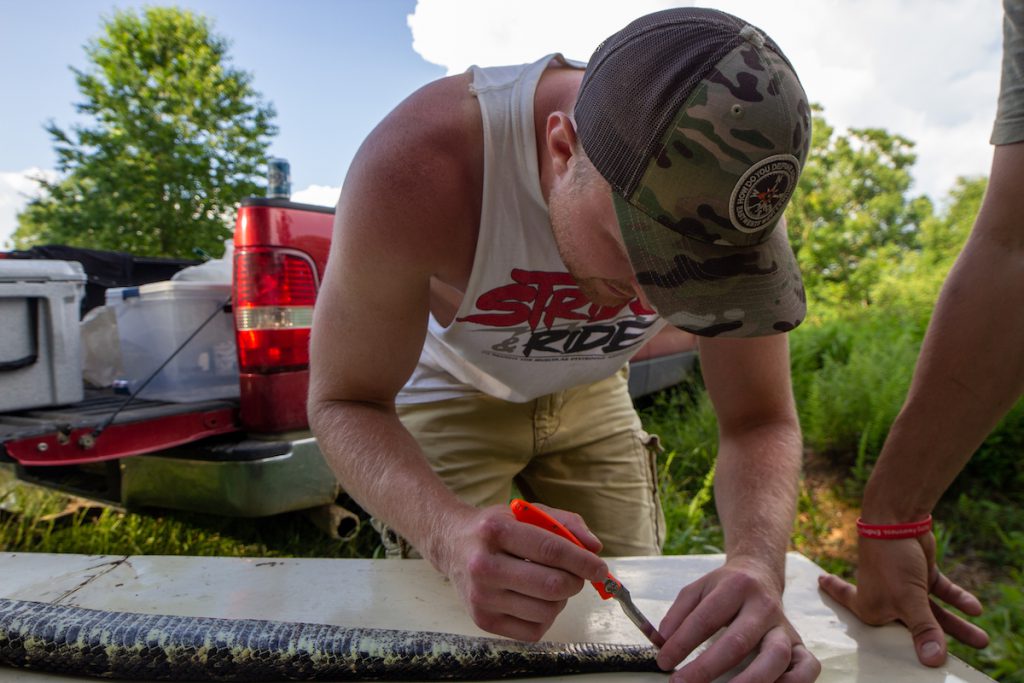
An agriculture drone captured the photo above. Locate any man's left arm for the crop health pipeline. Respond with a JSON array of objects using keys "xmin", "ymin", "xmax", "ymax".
[{"xmin": 656, "ymin": 334, "xmax": 820, "ymax": 682}]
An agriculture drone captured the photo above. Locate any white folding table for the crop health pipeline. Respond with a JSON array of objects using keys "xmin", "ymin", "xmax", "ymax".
[{"xmin": 0, "ymin": 551, "xmax": 994, "ymax": 682}]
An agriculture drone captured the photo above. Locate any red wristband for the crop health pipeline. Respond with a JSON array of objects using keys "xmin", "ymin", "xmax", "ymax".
[{"xmin": 856, "ymin": 515, "xmax": 933, "ymax": 540}]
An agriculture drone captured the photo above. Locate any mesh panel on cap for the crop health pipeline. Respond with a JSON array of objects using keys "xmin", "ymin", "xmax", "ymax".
[{"xmin": 575, "ymin": 7, "xmax": 781, "ymax": 198}]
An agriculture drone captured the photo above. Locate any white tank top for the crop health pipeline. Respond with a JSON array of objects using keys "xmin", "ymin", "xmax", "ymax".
[{"xmin": 397, "ymin": 54, "xmax": 666, "ymax": 405}]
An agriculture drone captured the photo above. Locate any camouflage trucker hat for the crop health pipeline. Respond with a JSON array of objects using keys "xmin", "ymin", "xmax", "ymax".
[{"xmin": 575, "ymin": 7, "xmax": 811, "ymax": 337}]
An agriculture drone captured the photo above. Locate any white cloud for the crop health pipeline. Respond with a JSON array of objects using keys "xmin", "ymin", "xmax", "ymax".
[
  {"xmin": 0, "ymin": 168, "xmax": 55, "ymax": 251},
  {"xmin": 408, "ymin": 1, "xmax": 678, "ymax": 71},
  {"xmin": 291, "ymin": 184, "xmax": 340, "ymax": 208},
  {"xmin": 408, "ymin": 0, "xmax": 1004, "ymax": 201}
]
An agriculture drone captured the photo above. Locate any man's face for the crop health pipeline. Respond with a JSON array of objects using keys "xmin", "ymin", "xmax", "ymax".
[{"xmin": 549, "ymin": 160, "xmax": 649, "ymax": 309}]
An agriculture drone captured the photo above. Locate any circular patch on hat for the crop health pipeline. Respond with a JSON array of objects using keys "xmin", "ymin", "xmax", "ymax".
[{"xmin": 729, "ymin": 153, "xmax": 800, "ymax": 233}]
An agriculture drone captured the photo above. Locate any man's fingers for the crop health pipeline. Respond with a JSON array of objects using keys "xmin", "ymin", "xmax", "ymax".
[
  {"xmin": 687, "ymin": 624, "xmax": 792, "ymax": 683},
  {"xmin": 658, "ymin": 582, "xmax": 704, "ymax": 639},
  {"xmin": 498, "ymin": 550, "xmax": 588, "ymax": 601},
  {"xmin": 931, "ymin": 571, "xmax": 983, "ymax": 616},
  {"xmin": 777, "ymin": 644, "xmax": 822, "ymax": 683},
  {"xmin": 501, "ymin": 515, "xmax": 607, "ymax": 585},
  {"xmin": 817, "ymin": 573, "xmax": 859, "ymax": 613},
  {"xmin": 930, "ymin": 599, "xmax": 991, "ymax": 650},
  {"xmin": 818, "ymin": 570, "xmax": 948, "ymax": 668},
  {"xmin": 471, "ymin": 608, "xmax": 555, "ymax": 642},
  {"xmin": 897, "ymin": 597, "xmax": 948, "ymax": 668},
  {"xmin": 815, "ymin": 570, "xmax": 989, "ymax": 667},
  {"xmin": 658, "ymin": 585, "xmax": 743, "ymax": 671},
  {"xmin": 478, "ymin": 587, "xmax": 568, "ymax": 626},
  {"xmin": 908, "ymin": 625, "xmax": 948, "ymax": 667},
  {"xmin": 897, "ymin": 579, "xmax": 990, "ymax": 666}
]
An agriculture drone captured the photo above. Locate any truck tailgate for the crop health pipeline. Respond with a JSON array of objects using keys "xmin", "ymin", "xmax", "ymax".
[{"xmin": 0, "ymin": 389, "xmax": 239, "ymax": 466}]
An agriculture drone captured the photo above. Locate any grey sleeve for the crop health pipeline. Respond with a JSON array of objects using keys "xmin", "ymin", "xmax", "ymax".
[{"xmin": 992, "ymin": 0, "xmax": 1024, "ymax": 145}]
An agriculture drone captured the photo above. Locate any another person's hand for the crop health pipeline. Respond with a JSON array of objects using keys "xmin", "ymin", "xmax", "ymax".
[
  {"xmin": 817, "ymin": 532, "xmax": 989, "ymax": 667},
  {"xmin": 656, "ymin": 557, "xmax": 820, "ymax": 682},
  {"xmin": 439, "ymin": 503, "xmax": 608, "ymax": 641}
]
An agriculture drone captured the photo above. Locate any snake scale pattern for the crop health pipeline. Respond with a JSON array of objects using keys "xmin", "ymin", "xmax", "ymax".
[{"xmin": 0, "ymin": 598, "xmax": 661, "ymax": 680}]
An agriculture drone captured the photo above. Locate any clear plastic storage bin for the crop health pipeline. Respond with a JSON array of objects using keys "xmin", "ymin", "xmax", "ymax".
[{"xmin": 106, "ymin": 281, "xmax": 238, "ymax": 402}]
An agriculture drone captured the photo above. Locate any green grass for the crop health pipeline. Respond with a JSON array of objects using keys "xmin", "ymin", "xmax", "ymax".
[
  {"xmin": 0, "ymin": 466, "xmax": 379, "ymax": 559},
  {"xmin": 638, "ymin": 380, "xmax": 724, "ymax": 556},
  {"xmin": 953, "ymin": 573, "xmax": 1024, "ymax": 683}
]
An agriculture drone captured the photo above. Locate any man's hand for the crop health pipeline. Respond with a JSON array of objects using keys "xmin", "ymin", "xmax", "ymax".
[
  {"xmin": 656, "ymin": 557, "xmax": 820, "ymax": 682},
  {"xmin": 439, "ymin": 503, "xmax": 608, "ymax": 641},
  {"xmin": 817, "ymin": 533, "xmax": 989, "ymax": 666}
]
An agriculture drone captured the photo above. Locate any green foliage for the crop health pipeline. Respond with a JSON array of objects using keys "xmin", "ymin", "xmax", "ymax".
[
  {"xmin": 940, "ymin": 495, "xmax": 1024, "ymax": 568},
  {"xmin": 640, "ymin": 377, "xmax": 719, "ymax": 495},
  {"xmin": 638, "ymin": 375, "xmax": 725, "ymax": 555},
  {"xmin": 869, "ymin": 175, "xmax": 986, "ymax": 318},
  {"xmin": 793, "ymin": 487, "xmax": 853, "ymax": 577},
  {"xmin": 14, "ymin": 7, "xmax": 277, "ymax": 258},
  {"xmin": 787, "ymin": 107, "xmax": 934, "ymax": 316},
  {"xmin": 922, "ymin": 176, "xmax": 987, "ymax": 257},
  {"xmin": 954, "ymin": 397, "xmax": 1024, "ymax": 501},
  {"xmin": 789, "ymin": 312, "xmax": 921, "ymax": 488},
  {"xmin": 951, "ymin": 573, "xmax": 1024, "ymax": 683},
  {"xmin": 784, "ymin": 136, "xmax": 995, "ymax": 493}
]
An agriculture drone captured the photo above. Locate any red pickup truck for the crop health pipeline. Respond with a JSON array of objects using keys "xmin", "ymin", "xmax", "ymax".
[{"xmin": 0, "ymin": 198, "xmax": 696, "ymax": 528}]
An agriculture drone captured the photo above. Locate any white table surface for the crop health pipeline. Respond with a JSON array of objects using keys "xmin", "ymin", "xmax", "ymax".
[{"xmin": 0, "ymin": 551, "xmax": 993, "ymax": 682}]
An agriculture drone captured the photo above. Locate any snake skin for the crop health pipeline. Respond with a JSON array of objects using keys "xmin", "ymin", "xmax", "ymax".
[{"xmin": 0, "ymin": 598, "xmax": 662, "ymax": 680}]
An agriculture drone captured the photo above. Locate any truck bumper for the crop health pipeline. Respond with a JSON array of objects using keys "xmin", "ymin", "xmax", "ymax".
[{"xmin": 120, "ymin": 436, "xmax": 339, "ymax": 517}]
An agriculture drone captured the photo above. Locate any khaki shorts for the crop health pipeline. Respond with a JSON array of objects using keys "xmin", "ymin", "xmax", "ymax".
[
  {"xmin": 993, "ymin": 0, "xmax": 1024, "ymax": 145},
  {"xmin": 378, "ymin": 367, "xmax": 665, "ymax": 558}
]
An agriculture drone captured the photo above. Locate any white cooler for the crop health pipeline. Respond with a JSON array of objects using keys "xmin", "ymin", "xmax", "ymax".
[
  {"xmin": 0, "ymin": 260, "xmax": 86, "ymax": 412},
  {"xmin": 105, "ymin": 280, "xmax": 238, "ymax": 403}
]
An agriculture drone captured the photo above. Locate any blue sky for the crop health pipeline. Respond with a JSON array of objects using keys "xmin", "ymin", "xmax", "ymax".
[
  {"xmin": 0, "ymin": 0, "xmax": 444, "ymax": 210},
  {"xmin": 0, "ymin": 1, "xmax": 1006, "ymax": 248}
]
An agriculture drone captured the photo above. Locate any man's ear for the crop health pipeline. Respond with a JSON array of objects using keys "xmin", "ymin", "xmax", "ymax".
[{"xmin": 545, "ymin": 111, "xmax": 579, "ymax": 179}]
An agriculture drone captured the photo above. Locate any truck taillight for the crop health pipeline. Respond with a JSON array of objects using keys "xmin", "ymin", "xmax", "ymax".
[{"xmin": 233, "ymin": 247, "xmax": 317, "ymax": 373}]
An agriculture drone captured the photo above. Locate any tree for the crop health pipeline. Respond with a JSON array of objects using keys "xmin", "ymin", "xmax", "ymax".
[
  {"xmin": 867, "ymin": 175, "xmax": 986, "ymax": 319},
  {"xmin": 14, "ymin": 7, "xmax": 277, "ymax": 258},
  {"xmin": 786, "ymin": 107, "xmax": 933, "ymax": 314}
]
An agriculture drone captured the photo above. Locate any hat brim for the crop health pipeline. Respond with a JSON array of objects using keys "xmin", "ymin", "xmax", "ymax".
[{"xmin": 614, "ymin": 194, "xmax": 806, "ymax": 337}]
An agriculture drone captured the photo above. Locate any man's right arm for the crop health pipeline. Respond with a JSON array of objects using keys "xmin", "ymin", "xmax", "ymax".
[
  {"xmin": 819, "ymin": 141, "xmax": 1024, "ymax": 665},
  {"xmin": 307, "ymin": 84, "xmax": 465, "ymax": 568},
  {"xmin": 306, "ymin": 79, "xmax": 607, "ymax": 641}
]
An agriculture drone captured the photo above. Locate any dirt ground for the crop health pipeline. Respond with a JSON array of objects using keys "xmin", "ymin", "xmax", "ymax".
[{"xmin": 796, "ymin": 449, "xmax": 860, "ymax": 571}]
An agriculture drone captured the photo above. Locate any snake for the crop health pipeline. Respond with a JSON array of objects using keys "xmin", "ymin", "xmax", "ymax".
[{"xmin": 0, "ymin": 597, "xmax": 662, "ymax": 680}]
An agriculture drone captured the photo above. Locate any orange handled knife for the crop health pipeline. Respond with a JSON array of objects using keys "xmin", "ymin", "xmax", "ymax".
[{"xmin": 510, "ymin": 498, "xmax": 666, "ymax": 648}]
